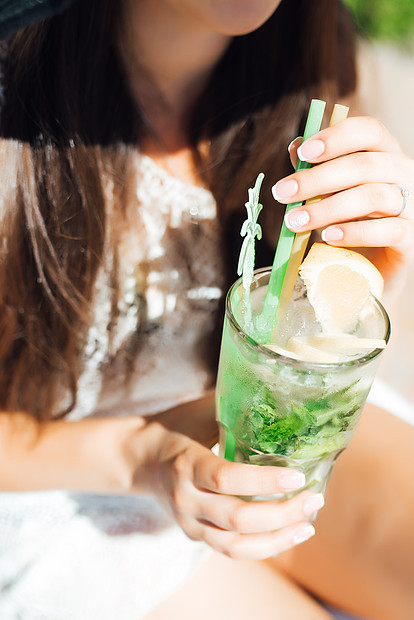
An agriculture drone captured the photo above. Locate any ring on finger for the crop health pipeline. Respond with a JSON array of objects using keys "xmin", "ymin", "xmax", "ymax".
[{"xmin": 397, "ymin": 186, "xmax": 410, "ymax": 216}]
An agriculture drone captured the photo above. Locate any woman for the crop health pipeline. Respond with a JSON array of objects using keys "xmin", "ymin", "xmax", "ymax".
[{"xmin": 0, "ymin": 0, "xmax": 413, "ymax": 618}]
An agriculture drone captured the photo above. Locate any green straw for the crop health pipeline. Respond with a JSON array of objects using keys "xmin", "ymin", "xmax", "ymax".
[
  {"xmin": 223, "ymin": 100, "xmax": 326, "ymax": 463},
  {"xmin": 257, "ymin": 99, "xmax": 326, "ymax": 341}
]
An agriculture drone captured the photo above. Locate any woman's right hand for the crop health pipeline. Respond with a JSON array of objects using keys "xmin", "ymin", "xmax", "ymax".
[{"xmin": 152, "ymin": 426, "xmax": 324, "ymax": 560}]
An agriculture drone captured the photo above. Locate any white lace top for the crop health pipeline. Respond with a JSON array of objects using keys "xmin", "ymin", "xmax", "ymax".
[{"xmin": 0, "ymin": 154, "xmax": 226, "ymax": 619}]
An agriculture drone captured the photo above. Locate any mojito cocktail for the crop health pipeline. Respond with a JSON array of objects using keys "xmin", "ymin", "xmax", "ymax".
[{"xmin": 215, "ymin": 266, "xmax": 390, "ymax": 503}]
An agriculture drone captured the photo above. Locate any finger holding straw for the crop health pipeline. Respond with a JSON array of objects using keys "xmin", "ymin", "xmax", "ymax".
[{"xmin": 273, "ymin": 108, "xmax": 413, "ymax": 283}]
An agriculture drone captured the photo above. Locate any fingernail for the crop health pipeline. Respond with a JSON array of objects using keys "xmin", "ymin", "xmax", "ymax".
[
  {"xmin": 293, "ymin": 524, "xmax": 315, "ymax": 545},
  {"xmin": 287, "ymin": 136, "xmax": 302, "ymax": 153},
  {"xmin": 303, "ymin": 493, "xmax": 325, "ymax": 516},
  {"xmin": 272, "ymin": 179, "xmax": 299, "ymax": 201},
  {"xmin": 297, "ymin": 139, "xmax": 325, "ymax": 162},
  {"xmin": 284, "ymin": 210, "xmax": 310, "ymax": 230},
  {"xmin": 278, "ymin": 471, "xmax": 306, "ymax": 490},
  {"xmin": 321, "ymin": 227, "xmax": 344, "ymax": 242}
]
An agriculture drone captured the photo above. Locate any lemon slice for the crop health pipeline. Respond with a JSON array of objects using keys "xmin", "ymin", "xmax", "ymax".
[
  {"xmin": 298, "ymin": 243, "xmax": 384, "ymax": 334},
  {"xmin": 286, "ymin": 337, "xmax": 348, "ymax": 363},
  {"xmin": 304, "ymin": 334, "xmax": 386, "ymax": 352},
  {"xmin": 286, "ymin": 334, "xmax": 386, "ymax": 362},
  {"xmin": 263, "ymin": 343, "xmax": 302, "ymax": 360}
]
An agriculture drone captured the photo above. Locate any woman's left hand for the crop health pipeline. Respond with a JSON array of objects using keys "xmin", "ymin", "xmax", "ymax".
[{"xmin": 272, "ymin": 116, "xmax": 414, "ymax": 281}]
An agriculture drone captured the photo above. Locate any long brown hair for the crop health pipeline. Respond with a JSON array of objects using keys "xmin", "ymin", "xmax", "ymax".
[{"xmin": 0, "ymin": 0, "xmax": 356, "ymax": 420}]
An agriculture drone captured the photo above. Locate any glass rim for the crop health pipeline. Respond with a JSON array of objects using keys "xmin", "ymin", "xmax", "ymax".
[{"xmin": 225, "ymin": 266, "xmax": 391, "ymax": 371}]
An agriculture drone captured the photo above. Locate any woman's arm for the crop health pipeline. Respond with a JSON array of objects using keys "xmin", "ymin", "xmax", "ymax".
[
  {"xmin": 0, "ymin": 392, "xmax": 219, "ymax": 494},
  {"xmin": 0, "ymin": 410, "xmax": 158, "ymax": 494},
  {"xmin": 0, "ymin": 391, "xmax": 218, "ymax": 495},
  {"xmin": 0, "ymin": 396, "xmax": 326, "ymax": 560}
]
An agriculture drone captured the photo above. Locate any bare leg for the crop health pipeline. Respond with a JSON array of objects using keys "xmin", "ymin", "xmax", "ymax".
[
  {"xmin": 274, "ymin": 403, "xmax": 414, "ymax": 620},
  {"xmin": 145, "ymin": 551, "xmax": 334, "ymax": 620}
]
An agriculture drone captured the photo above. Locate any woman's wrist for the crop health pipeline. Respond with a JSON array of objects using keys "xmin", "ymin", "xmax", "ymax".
[
  {"xmin": 46, "ymin": 415, "xmax": 172, "ymax": 496},
  {"xmin": 122, "ymin": 417, "xmax": 170, "ymax": 496}
]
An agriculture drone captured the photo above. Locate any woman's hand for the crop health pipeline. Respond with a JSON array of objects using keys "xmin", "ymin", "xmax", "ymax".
[
  {"xmin": 151, "ymin": 425, "xmax": 324, "ymax": 560},
  {"xmin": 0, "ymin": 396, "xmax": 323, "ymax": 560},
  {"xmin": 272, "ymin": 116, "xmax": 414, "ymax": 281}
]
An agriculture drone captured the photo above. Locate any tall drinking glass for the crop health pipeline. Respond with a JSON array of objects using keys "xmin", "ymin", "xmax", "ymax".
[{"xmin": 215, "ymin": 267, "xmax": 390, "ymax": 506}]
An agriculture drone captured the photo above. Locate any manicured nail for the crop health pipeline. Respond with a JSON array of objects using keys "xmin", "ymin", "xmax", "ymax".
[
  {"xmin": 321, "ymin": 227, "xmax": 344, "ymax": 242},
  {"xmin": 293, "ymin": 524, "xmax": 315, "ymax": 545},
  {"xmin": 303, "ymin": 493, "xmax": 325, "ymax": 516},
  {"xmin": 284, "ymin": 210, "xmax": 310, "ymax": 230},
  {"xmin": 278, "ymin": 471, "xmax": 306, "ymax": 490},
  {"xmin": 272, "ymin": 179, "xmax": 299, "ymax": 201},
  {"xmin": 297, "ymin": 139, "xmax": 325, "ymax": 162},
  {"xmin": 287, "ymin": 136, "xmax": 302, "ymax": 153}
]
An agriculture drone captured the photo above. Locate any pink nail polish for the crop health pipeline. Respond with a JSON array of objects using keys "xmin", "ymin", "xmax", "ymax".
[
  {"xmin": 284, "ymin": 210, "xmax": 310, "ymax": 230},
  {"xmin": 321, "ymin": 227, "xmax": 344, "ymax": 242},
  {"xmin": 272, "ymin": 179, "xmax": 299, "ymax": 201},
  {"xmin": 287, "ymin": 136, "xmax": 302, "ymax": 153},
  {"xmin": 278, "ymin": 471, "xmax": 306, "ymax": 490},
  {"xmin": 293, "ymin": 524, "xmax": 315, "ymax": 545},
  {"xmin": 303, "ymin": 493, "xmax": 325, "ymax": 516},
  {"xmin": 297, "ymin": 139, "xmax": 325, "ymax": 162}
]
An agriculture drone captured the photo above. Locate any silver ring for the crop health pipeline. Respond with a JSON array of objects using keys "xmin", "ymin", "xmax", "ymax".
[{"xmin": 398, "ymin": 186, "xmax": 410, "ymax": 215}]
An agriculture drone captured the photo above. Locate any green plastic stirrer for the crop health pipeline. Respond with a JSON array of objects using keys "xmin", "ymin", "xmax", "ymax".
[
  {"xmin": 223, "ymin": 173, "xmax": 264, "ymax": 461},
  {"xmin": 256, "ymin": 99, "xmax": 326, "ymax": 342}
]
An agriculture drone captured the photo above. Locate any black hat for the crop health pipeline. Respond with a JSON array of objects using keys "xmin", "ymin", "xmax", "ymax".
[{"xmin": 0, "ymin": 0, "xmax": 77, "ymax": 39}]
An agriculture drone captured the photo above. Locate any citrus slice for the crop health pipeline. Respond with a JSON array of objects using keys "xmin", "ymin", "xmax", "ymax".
[
  {"xmin": 298, "ymin": 243, "xmax": 384, "ymax": 334},
  {"xmin": 286, "ymin": 336, "xmax": 347, "ymax": 363},
  {"xmin": 303, "ymin": 334, "xmax": 386, "ymax": 352},
  {"xmin": 263, "ymin": 343, "xmax": 302, "ymax": 360},
  {"xmin": 286, "ymin": 334, "xmax": 386, "ymax": 362}
]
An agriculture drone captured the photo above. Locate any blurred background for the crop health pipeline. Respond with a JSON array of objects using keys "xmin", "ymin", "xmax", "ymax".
[
  {"xmin": 345, "ymin": 0, "xmax": 414, "ymax": 43},
  {"xmin": 344, "ymin": 0, "xmax": 414, "ymax": 409},
  {"xmin": 345, "ymin": 0, "xmax": 414, "ymax": 156}
]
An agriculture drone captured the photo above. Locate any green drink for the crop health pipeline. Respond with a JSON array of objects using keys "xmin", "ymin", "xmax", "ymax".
[{"xmin": 215, "ymin": 267, "xmax": 390, "ymax": 503}]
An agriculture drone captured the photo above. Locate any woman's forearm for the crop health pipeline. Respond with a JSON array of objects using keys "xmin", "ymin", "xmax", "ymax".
[
  {"xmin": 0, "ymin": 411, "xmax": 164, "ymax": 494},
  {"xmin": 0, "ymin": 392, "xmax": 217, "ymax": 494}
]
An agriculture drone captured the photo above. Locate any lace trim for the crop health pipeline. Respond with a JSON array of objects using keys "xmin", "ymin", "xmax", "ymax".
[{"xmin": 69, "ymin": 152, "xmax": 225, "ymax": 419}]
